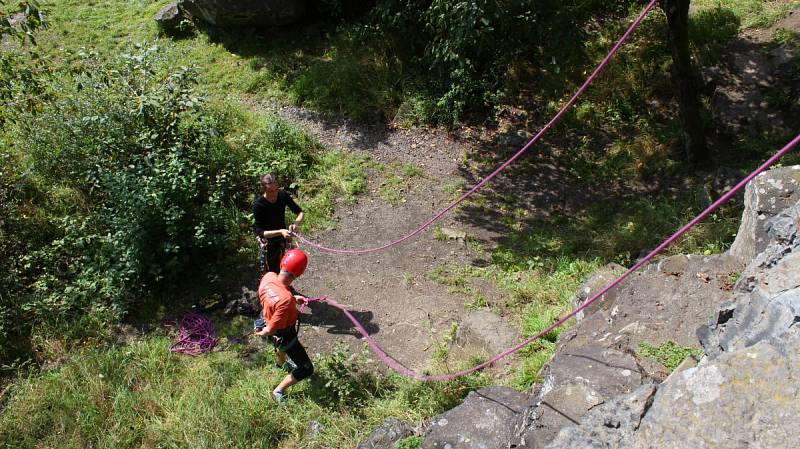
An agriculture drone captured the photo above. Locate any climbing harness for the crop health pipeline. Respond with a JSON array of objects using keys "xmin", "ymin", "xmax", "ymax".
[{"xmin": 293, "ymin": 0, "xmax": 660, "ymax": 255}]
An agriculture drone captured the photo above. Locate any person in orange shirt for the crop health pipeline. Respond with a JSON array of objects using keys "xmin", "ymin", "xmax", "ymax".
[{"xmin": 255, "ymin": 249, "xmax": 314, "ymax": 402}]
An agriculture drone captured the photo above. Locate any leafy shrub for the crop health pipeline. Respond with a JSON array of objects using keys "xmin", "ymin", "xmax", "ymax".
[
  {"xmin": 352, "ymin": 0, "xmax": 641, "ymax": 124},
  {"xmin": 1, "ymin": 46, "xmax": 321, "ymax": 363}
]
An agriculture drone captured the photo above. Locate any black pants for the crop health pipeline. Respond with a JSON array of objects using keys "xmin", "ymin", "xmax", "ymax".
[
  {"xmin": 271, "ymin": 327, "xmax": 314, "ymax": 381},
  {"xmin": 260, "ymin": 238, "xmax": 286, "ymax": 274}
]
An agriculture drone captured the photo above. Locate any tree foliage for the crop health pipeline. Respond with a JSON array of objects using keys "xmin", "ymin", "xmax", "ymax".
[
  {"xmin": 0, "ymin": 46, "xmax": 320, "ymax": 363},
  {"xmin": 355, "ymin": 0, "xmax": 641, "ymax": 123}
]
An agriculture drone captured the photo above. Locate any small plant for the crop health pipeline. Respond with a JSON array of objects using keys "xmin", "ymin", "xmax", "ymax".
[
  {"xmin": 402, "ymin": 273, "xmax": 417, "ymax": 286},
  {"xmin": 393, "ymin": 435, "xmax": 422, "ymax": 449},
  {"xmin": 401, "ymin": 163, "xmax": 425, "ymax": 178},
  {"xmin": 466, "ymin": 292, "xmax": 489, "ymax": 310},
  {"xmin": 432, "ymin": 225, "xmax": 447, "ymax": 241},
  {"xmin": 638, "ymin": 341, "xmax": 703, "ymax": 371},
  {"xmin": 432, "ymin": 322, "xmax": 459, "ymax": 363}
]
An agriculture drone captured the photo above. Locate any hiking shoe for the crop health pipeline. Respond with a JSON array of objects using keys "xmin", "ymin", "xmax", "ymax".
[{"xmin": 271, "ymin": 390, "xmax": 285, "ymax": 403}]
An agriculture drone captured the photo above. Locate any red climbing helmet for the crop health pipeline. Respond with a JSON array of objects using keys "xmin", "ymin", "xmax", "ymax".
[{"xmin": 280, "ymin": 249, "xmax": 308, "ymax": 277}]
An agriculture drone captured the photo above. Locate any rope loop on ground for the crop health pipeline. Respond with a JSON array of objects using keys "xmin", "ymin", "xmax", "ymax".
[{"xmin": 170, "ymin": 312, "xmax": 218, "ymax": 356}]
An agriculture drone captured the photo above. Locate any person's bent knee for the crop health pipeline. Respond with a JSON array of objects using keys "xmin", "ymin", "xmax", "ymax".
[{"xmin": 292, "ymin": 361, "xmax": 314, "ymax": 381}]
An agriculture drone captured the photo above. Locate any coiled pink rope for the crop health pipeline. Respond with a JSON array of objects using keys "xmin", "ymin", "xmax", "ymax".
[
  {"xmin": 295, "ymin": 0, "xmax": 659, "ymax": 255},
  {"xmin": 170, "ymin": 312, "xmax": 218, "ymax": 356},
  {"xmin": 304, "ymin": 132, "xmax": 800, "ymax": 381}
]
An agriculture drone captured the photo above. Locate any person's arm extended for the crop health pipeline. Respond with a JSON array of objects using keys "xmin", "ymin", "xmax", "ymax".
[
  {"xmin": 254, "ymin": 324, "xmax": 274, "ymax": 337},
  {"xmin": 255, "ymin": 299, "xmax": 292, "ymax": 336},
  {"xmin": 262, "ymin": 229, "xmax": 291, "ymax": 239},
  {"xmin": 289, "ymin": 211, "xmax": 304, "ymax": 233}
]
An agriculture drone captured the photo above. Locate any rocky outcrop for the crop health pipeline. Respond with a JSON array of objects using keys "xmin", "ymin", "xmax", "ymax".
[
  {"xmin": 356, "ymin": 417, "xmax": 415, "ymax": 449},
  {"xmin": 727, "ymin": 165, "xmax": 800, "ymax": 265},
  {"xmin": 367, "ymin": 166, "xmax": 800, "ymax": 449},
  {"xmin": 154, "ymin": 2, "xmax": 185, "ymax": 34},
  {"xmin": 572, "ymin": 262, "xmax": 625, "ymax": 321},
  {"xmin": 422, "ymin": 387, "xmax": 529, "ymax": 449},
  {"xmin": 542, "ymin": 382, "xmax": 657, "ymax": 449},
  {"xmin": 180, "ymin": 0, "xmax": 306, "ymax": 27},
  {"xmin": 543, "ymin": 171, "xmax": 800, "ymax": 448},
  {"xmin": 513, "ymin": 347, "xmax": 643, "ymax": 448},
  {"xmin": 508, "ymin": 250, "xmax": 742, "ymax": 448}
]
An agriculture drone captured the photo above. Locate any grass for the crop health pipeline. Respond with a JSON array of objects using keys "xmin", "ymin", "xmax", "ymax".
[
  {"xmin": 692, "ymin": 0, "xmax": 800, "ymax": 30},
  {"xmin": 0, "ymin": 337, "xmax": 489, "ymax": 449},
  {"xmin": 638, "ymin": 341, "xmax": 703, "ymax": 370},
  {"xmin": 375, "ymin": 162, "xmax": 426, "ymax": 205}
]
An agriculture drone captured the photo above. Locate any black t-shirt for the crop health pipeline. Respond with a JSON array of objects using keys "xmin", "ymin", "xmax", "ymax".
[{"xmin": 252, "ymin": 190, "xmax": 302, "ymax": 239}]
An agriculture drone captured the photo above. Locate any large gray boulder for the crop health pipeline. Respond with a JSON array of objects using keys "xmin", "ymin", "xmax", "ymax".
[
  {"xmin": 512, "ymin": 347, "xmax": 643, "ymax": 448},
  {"xmin": 541, "ymin": 172, "xmax": 800, "ymax": 449},
  {"xmin": 727, "ymin": 165, "xmax": 800, "ymax": 265},
  {"xmin": 542, "ymin": 382, "xmax": 658, "ymax": 449},
  {"xmin": 700, "ymin": 203, "xmax": 800, "ymax": 357},
  {"xmin": 356, "ymin": 417, "xmax": 415, "ymax": 449},
  {"xmin": 154, "ymin": 2, "xmax": 185, "ymax": 34},
  {"xmin": 509, "ymin": 251, "xmax": 742, "ymax": 448},
  {"xmin": 544, "ymin": 332, "xmax": 800, "ymax": 448},
  {"xmin": 421, "ymin": 387, "xmax": 528, "ymax": 449},
  {"xmin": 631, "ymin": 332, "xmax": 800, "ymax": 448},
  {"xmin": 557, "ymin": 253, "xmax": 742, "ymax": 366},
  {"xmin": 180, "ymin": 0, "xmax": 306, "ymax": 27}
]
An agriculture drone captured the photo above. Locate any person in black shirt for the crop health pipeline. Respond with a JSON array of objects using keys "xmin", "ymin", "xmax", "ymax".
[{"xmin": 253, "ymin": 173, "xmax": 304, "ymax": 274}]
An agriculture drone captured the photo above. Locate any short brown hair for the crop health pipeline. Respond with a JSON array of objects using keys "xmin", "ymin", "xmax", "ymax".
[{"xmin": 260, "ymin": 173, "xmax": 277, "ymax": 191}]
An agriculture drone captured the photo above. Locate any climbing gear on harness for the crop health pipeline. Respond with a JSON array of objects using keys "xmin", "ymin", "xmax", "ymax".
[
  {"xmin": 270, "ymin": 327, "xmax": 299, "ymax": 352},
  {"xmin": 276, "ymin": 358, "xmax": 298, "ymax": 372},
  {"xmin": 280, "ymin": 249, "xmax": 308, "ymax": 277}
]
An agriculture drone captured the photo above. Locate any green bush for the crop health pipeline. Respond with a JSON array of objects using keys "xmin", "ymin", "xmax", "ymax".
[
  {"xmin": 0, "ymin": 46, "xmax": 322, "ymax": 363},
  {"xmin": 347, "ymin": 0, "xmax": 641, "ymax": 125}
]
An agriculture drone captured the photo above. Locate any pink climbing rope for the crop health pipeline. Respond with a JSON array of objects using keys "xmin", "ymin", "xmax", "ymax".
[
  {"xmin": 295, "ymin": 0, "xmax": 660, "ymax": 255},
  {"xmin": 170, "ymin": 312, "xmax": 218, "ymax": 356},
  {"xmin": 304, "ymin": 133, "xmax": 800, "ymax": 381}
]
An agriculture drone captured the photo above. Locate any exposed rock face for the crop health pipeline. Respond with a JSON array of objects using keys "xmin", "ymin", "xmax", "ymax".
[
  {"xmin": 180, "ymin": 0, "xmax": 306, "ymax": 27},
  {"xmin": 700, "ymin": 203, "xmax": 800, "ymax": 358},
  {"xmin": 631, "ymin": 334, "xmax": 800, "ymax": 449},
  {"xmin": 514, "ymin": 347, "xmax": 643, "ymax": 448},
  {"xmin": 455, "ymin": 310, "xmax": 520, "ymax": 356},
  {"xmin": 542, "ymin": 383, "xmax": 657, "ymax": 449},
  {"xmin": 727, "ymin": 165, "xmax": 800, "ymax": 265},
  {"xmin": 154, "ymin": 2, "xmax": 185, "ymax": 34},
  {"xmin": 572, "ymin": 262, "xmax": 625, "ymax": 321},
  {"xmin": 422, "ymin": 387, "xmax": 529, "ymax": 449},
  {"xmin": 356, "ymin": 417, "xmax": 414, "ymax": 449},
  {"xmin": 544, "ymin": 174, "xmax": 800, "ymax": 449},
  {"xmin": 555, "ymin": 252, "xmax": 742, "ymax": 372}
]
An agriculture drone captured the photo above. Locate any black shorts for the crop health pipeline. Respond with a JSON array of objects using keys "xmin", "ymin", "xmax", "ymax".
[{"xmin": 270, "ymin": 327, "xmax": 313, "ymax": 381}]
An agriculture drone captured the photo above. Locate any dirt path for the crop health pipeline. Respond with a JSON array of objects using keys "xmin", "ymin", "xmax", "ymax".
[{"xmin": 269, "ymin": 105, "xmax": 491, "ymax": 370}]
